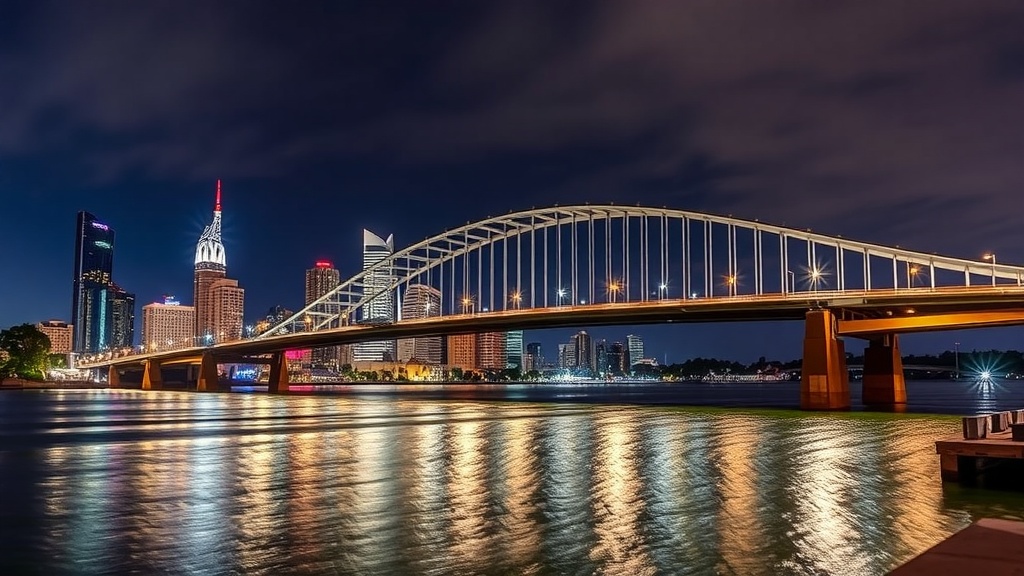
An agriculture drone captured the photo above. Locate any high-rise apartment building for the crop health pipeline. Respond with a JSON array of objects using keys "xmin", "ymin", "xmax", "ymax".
[
  {"xmin": 627, "ymin": 334, "xmax": 644, "ymax": 371},
  {"xmin": 447, "ymin": 333, "xmax": 477, "ymax": 371},
  {"xmin": 505, "ymin": 330, "xmax": 523, "ymax": 370},
  {"xmin": 194, "ymin": 181, "xmax": 244, "ymax": 344},
  {"xmin": 397, "ymin": 284, "xmax": 442, "ymax": 364},
  {"xmin": 570, "ymin": 330, "xmax": 595, "ymax": 374},
  {"xmin": 37, "ymin": 320, "xmax": 73, "ymax": 355},
  {"xmin": 72, "ymin": 212, "xmax": 115, "ymax": 353},
  {"xmin": 142, "ymin": 297, "xmax": 196, "ymax": 351},
  {"xmin": 596, "ymin": 339, "xmax": 609, "ymax": 375},
  {"xmin": 305, "ymin": 261, "xmax": 340, "ymax": 367},
  {"xmin": 477, "ymin": 332, "xmax": 506, "ymax": 371},
  {"xmin": 608, "ymin": 342, "xmax": 626, "ymax": 375},
  {"xmin": 354, "ymin": 229, "xmax": 395, "ymax": 361}
]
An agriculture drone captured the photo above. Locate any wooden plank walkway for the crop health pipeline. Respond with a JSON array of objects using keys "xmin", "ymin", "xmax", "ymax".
[{"xmin": 890, "ymin": 518, "xmax": 1024, "ymax": 575}]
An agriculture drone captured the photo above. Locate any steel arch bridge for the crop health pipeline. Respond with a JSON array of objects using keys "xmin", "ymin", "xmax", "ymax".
[{"xmin": 262, "ymin": 205, "xmax": 1024, "ymax": 338}]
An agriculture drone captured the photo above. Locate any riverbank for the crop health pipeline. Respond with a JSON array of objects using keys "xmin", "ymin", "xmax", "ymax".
[{"xmin": 0, "ymin": 379, "xmax": 102, "ymax": 390}]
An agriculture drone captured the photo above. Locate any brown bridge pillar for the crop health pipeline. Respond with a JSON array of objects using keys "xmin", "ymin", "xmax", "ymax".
[
  {"xmin": 267, "ymin": 352, "xmax": 289, "ymax": 394},
  {"xmin": 107, "ymin": 365, "xmax": 121, "ymax": 388},
  {"xmin": 197, "ymin": 353, "xmax": 220, "ymax": 392},
  {"xmin": 142, "ymin": 359, "xmax": 163, "ymax": 390},
  {"xmin": 861, "ymin": 335, "xmax": 907, "ymax": 406},
  {"xmin": 800, "ymin": 309, "xmax": 850, "ymax": 410}
]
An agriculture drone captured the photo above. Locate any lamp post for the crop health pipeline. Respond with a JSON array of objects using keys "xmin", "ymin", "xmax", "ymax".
[
  {"xmin": 658, "ymin": 283, "xmax": 667, "ymax": 300},
  {"xmin": 983, "ymin": 253, "xmax": 996, "ymax": 286},
  {"xmin": 608, "ymin": 281, "xmax": 620, "ymax": 303},
  {"xmin": 787, "ymin": 270, "xmax": 795, "ymax": 293},
  {"xmin": 557, "ymin": 288, "xmax": 568, "ymax": 306},
  {"xmin": 954, "ymin": 341, "xmax": 960, "ymax": 379},
  {"xmin": 810, "ymin": 267, "xmax": 822, "ymax": 294},
  {"xmin": 510, "ymin": 291, "xmax": 522, "ymax": 310},
  {"xmin": 907, "ymin": 264, "xmax": 920, "ymax": 289},
  {"xmin": 726, "ymin": 275, "xmax": 736, "ymax": 297}
]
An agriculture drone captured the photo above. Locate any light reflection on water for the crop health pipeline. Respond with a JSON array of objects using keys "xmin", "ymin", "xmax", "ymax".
[{"xmin": 2, "ymin": 389, "xmax": 1023, "ymax": 575}]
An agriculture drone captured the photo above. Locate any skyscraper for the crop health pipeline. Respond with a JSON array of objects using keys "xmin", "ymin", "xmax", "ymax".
[
  {"xmin": 142, "ymin": 296, "xmax": 196, "ymax": 351},
  {"xmin": 108, "ymin": 284, "xmax": 135, "ymax": 349},
  {"xmin": 571, "ymin": 330, "xmax": 595, "ymax": 374},
  {"xmin": 306, "ymin": 261, "xmax": 340, "ymax": 367},
  {"xmin": 354, "ymin": 229, "xmax": 395, "ymax": 361},
  {"xmin": 596, "ymin": 339, "xmax": 609, "ymax": 375},
  {"xmin": 505, "ymin": 330, "xmax": 523, "ymax": 370},
  {"xmin": 194, "ymin": 181, "xmax": 244, "ymax": 344},
  {"xmin": 525, "ymin": 342, "xmax": 543, "ymax": 372},
  {"xmin": 397, "ymin": 284, "xmax": 442, "ymax": 364},
  {"xmin": 609, "ymin": 342, "xmax": 626, "ymax": 375},
  {"xmin": 627, "ymin": 334, "xmax": 644, "ymax": 371},
  {"xmin": 71, "ymin": 211, "xmax": 134, "ymax": 353}
]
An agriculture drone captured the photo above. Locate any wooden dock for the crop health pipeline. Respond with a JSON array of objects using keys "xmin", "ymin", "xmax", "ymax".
[
  {"xmin": 890, "ymin": 518, "xmax": 1024, "ymax": 575},
  {"xmin": 936, "ymin": 413, "xmax": 1024, "ymax": 481}
]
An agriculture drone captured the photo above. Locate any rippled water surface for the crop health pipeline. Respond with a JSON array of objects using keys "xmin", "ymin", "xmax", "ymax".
[{"xmin": 2, "ymin": 384, "xmax": 1024, "ymax": 575}]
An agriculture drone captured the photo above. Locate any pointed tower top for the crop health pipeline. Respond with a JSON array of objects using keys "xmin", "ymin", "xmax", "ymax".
[{"xmin": 215, "ymin": 180, "xmax": 222, "ymax": 212}]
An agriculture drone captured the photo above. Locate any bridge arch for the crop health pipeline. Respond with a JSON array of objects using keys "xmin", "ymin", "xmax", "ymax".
[{"xmin": 259, "ymin": 205, "xmax": 1024, "ymax": 338}]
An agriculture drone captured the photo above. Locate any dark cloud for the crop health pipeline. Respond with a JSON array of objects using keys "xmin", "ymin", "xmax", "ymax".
[{"xmin": 1, "ymin": 0, "xmax": 1022, "ymax": 357}]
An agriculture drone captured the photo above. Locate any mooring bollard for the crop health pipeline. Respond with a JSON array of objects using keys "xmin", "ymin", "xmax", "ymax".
[
  {"xmin": 990, "ymin": 411, "xmax": 1012, "ymax": 434},
  {"xmin": 962, "ymin": 415, "xmax": 989, "ymax": 439}
]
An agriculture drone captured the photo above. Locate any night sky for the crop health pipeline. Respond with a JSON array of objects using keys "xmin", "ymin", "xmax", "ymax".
[{"xmin": 1, "ymin": 1, "xmax": 1022, "ymax": 363}]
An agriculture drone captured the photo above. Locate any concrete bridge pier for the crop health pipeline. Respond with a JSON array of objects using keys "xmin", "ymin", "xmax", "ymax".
[
  {"xmin": 107, "ymin": 366, "xmax": 120, "ymax": 388},
  {"xmin": 267, "ymin": 352, "xmax": 290, "ymax": 394},
  {"xmin": 197, "ymin": 353, "xmax": 220, "ymax": 392},
  {"xmin": 861, "ymin": 335, "xmax": 907, "ymax": 406},
  {"xmin": 142, "ymin": 359, "xmax": 163, "ymax": 390},
  {"xmin": 800, "ymin": 309, "xmax": 850, "ymax": 410}
]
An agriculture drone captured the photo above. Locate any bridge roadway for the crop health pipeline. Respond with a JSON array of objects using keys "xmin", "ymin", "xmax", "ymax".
[{"xmin": 84, "ymin": 285, "xmax": 1024, "ymax": 370}]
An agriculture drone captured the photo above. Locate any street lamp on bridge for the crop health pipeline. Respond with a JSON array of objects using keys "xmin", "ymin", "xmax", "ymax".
[
  {"xmin": 461, "ymin": 296, "xmax": 475, "ymax": 314},
  {"xmin": 983, "ymin": 253, "xmax": 996, "ymax": 286},
  {"xmin": 509, "ymin": 290, "xmax": 522, "ymax": 310},
  {"xmin": 607, "ymin": 280, "xmax": 622, "ymax": 303},
  {"xmin": 557, "ymin": 288, "xmax": 568, "ymax": 306},
  {"xmin": 787, "ymin": 270, "xmax": 795, "ymax": 293}
]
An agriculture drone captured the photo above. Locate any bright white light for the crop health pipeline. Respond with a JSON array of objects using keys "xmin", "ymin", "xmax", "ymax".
[{"xmin": 980, "ymin": 370, "xmax": 992, "ymax": 380}]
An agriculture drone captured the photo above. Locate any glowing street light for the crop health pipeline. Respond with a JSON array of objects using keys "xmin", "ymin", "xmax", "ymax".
[
  {"xmin": 557, "ymin": 288, "xmax": 568, "ymax": 305},
  {"xmin": 510, "ymin": 290, "xmax": 522, "ymax": 309},
  {"xmin": 658, "ymin": 282, "xmax": 667, "ymax": 300},
  {"xmin": 725, "ymin": 275, "xmax": 736, "ymax": 296},
  {"xmin": 809, "ymin": 266, "xmax": 823, "ymax": 293},
  {"xmin": 608, "ymin": 281, "xmax": 621, "ymax": 303},
  {"xmin": 461, "ymin": 296, "xmax": 474, "ymax": 314},
  {"xmin": 983, "ymin": 253, "xmax": 996, "ymax": 286}
]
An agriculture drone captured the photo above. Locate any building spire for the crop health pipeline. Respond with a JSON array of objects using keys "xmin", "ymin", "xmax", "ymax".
[{"xmin": 215, "ymin": 179, "xmax": 222, "ymax": 212}]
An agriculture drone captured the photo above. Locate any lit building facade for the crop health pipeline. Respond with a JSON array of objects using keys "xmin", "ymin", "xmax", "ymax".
[
  {"xmin": 37, "ymin": 321, "xmax": 73, "ymax": 355},
  {"xmin": 353, "ymin": 229, "xmax": 395, "ymax": 361},
  {"xmin": 193, "ymin": 181, "xmax": 244, "ymax": 343},
  {"xmin": 505, "ymin": 330, "xmax": 523, "ymax": 370},
  {"xmin": 627, "ymin": 334, "xmax": 644, "ymax": 371},
  {"xmin": 109, "ymin": 284, "xmax": 135, "ymax": 349},
  {"xmin": 608, "ymin": 342, "xmax": 626, "ymax": 375},
  {"xmin": 525, "ymin": 342, "xmax": 543, "ymax": 372},
  {"xmin": 72, "ymin": 212, "xmax": 115, "ymax": 353},
  {"xmin": 447, "ymin": 333, "xmax": 477, "ymax": 371},
  {"xmin": 570, "ymin": 330, "xmax": 595, "ymax": 374},
  {"xmin": 397, "ymin": 284, "xmax": 442, "ymax": 364},
  {"xmin": 142, "ymin": 297, "xmax": 196, "ymax": 351},
  {"xmin": 477, "ymin": 332, "xmax": 506, "ymax": 371},
  {"xmin": 305, "ymin": 261, "xmax": 341, "ymax": 367}
]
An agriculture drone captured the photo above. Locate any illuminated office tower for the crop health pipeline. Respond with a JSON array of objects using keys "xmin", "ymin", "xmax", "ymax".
[
  {"xmin": 194, "ymin": 180, "xmax": 245, "ymax": 344},
  {"xmin": 397, "ymin": 284, "xmax": 442, "ymax": 364},
  {"xmin": 447, "ymin": 333, "xmax": 477, "ymax": 371},
  {"xmin": 142, "ymin": 296, "xmax": 196, "ymax": 351},
  {"xmin": 353, "ymin": 229, "xmax": 395, "ymax": 361},
  {"xmin": 524, "ymin": 342, "xmax": 543, "ymax": 372},
  {"xmin": 108, "ymin": 284, "xmax": 135, "ymax": 348},
  {"xmin": 627, "ymin": 334, "xmax": 644, "ymax": 371},
  {"xmin": 505, "ymin": 330, "xmax": 523, "ymax": 370},
  {"xmin": 476, "ymin": 332, "xmax": 506, "ymax": 371},
  {"xmin": 305, "ymin": 261, "xmax": 341, "ymax": 367},
  {"xmin": 71, "ymin": 211, "xmax": 115, "ymax": 353}
]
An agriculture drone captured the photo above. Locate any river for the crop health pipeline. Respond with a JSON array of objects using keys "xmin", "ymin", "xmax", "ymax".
[{"xmin": 2, "ymin": 380, "xmax": 1023, "ymax": 575}]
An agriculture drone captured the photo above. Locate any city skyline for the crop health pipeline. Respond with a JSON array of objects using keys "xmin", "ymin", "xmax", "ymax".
[{"xmin": 2, "ymin": 1, "xmax": 1023, "ymax": 361}]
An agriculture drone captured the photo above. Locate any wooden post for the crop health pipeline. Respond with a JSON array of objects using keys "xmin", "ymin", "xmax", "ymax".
[
  {"xmin": 267, "ymin": 352, "xmax": 289, "ymax": 394},
  {"xmin": 800, "ymin": 309, "xmax": 850, "ymax": 410},
  {"xmin": 862, "ymin": 334, "xmax": 907, "ymax": 406},
  {"xmin": 141, "ymin": 359, "xmax": 163, "ymax": 390}
]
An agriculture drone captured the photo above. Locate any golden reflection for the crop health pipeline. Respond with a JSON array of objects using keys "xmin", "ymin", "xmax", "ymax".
[
  {"xmin": 446, "ymin": 416, "xmax": 491, "ymax": 569},
  {"xmin": 497, "ymin": 416, "xmax": 541, "ymax": 572},
  {"xmin": 788, "ymin": 419, "xmax": 865, "ymax": 575},
  {"xmin": 589, "ymin": 416, "xmax": 653, "ymax": 574},
  {"xmin": 712, "ymin": 415, "xmax": 764, "ymax": 573}
]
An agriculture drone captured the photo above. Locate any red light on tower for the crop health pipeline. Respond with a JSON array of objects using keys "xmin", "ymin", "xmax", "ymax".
[{"xmin": 315, "ymin": 261, "xmax": 333, "ymax": 268}]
